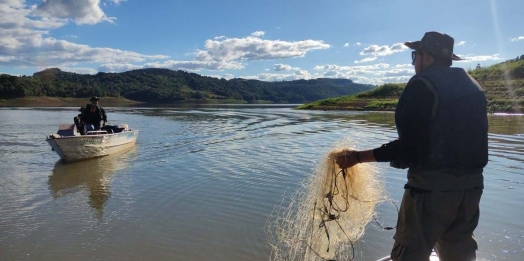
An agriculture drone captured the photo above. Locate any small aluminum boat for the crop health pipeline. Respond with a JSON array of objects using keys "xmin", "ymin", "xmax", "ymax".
[{"xmin": 46, "ymin": 123, "xmax": 138, "ymax": 162}]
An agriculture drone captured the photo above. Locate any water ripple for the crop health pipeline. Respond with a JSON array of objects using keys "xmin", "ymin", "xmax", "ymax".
[{"xmin": 1, "ymin": 108, "xmax": 524, "ymax": 261}]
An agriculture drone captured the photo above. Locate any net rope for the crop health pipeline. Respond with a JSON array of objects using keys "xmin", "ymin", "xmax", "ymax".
[{"xmin": 268, "ymin": 141, "xmax": 388, "ymax": 261}]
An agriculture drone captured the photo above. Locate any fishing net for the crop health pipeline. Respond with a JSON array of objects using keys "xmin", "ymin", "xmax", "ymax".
[{"xmin": 268, "ymin": 140, "xmax": 387, "ymax": 261}]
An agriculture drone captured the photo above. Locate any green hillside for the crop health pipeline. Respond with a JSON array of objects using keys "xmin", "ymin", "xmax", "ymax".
[
  {"xmin": 0, "ymin": 68, "xmax": 373, "ymax": 105},
  {"xmin": 469, "ymin": 56, "xmax": 524, "ymax": 112},
  {"xmin": 298, "ymin": 55, "xmax": 524, "ymax": 113}
]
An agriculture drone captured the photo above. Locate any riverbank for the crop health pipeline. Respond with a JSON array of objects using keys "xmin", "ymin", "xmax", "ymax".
[
  {"xmin": 0, "ymin": 97, "xmax": 282, "ymax": 107},
  {"xmin": 296, "ymin": 81, "xmax": 524, "ymax": 113},
  {"xmin": 296, "ymin": 98, "xmax": 398, "ymax": 111},
  {"xmin": 296, "ymin": 83, "xmax": 402, "ymax": 111},
  {"xmin": 0, "ymin": 97, "xmax": 145, "ymax": 107}
]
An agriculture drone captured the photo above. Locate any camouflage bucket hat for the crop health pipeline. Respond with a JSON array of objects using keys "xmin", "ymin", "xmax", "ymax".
[{"xmin": 405, "ymin": 31, "xmax": 463, "ymax": 61}]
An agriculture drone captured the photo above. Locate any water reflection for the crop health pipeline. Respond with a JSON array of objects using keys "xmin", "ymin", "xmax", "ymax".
[
  {"xmin": 488, "ymin": 114, "xmax": 524, "ymax": 135},
  {"xmin": 48, "ymin": 147, "xmax": 136, "ymax": 218},
  {"xmin": 2, "ymin": 108, "xmax": 524, "ymax": 261}
]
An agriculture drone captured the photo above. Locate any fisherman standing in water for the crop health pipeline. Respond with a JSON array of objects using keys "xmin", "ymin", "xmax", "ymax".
[{"xmin": 335, "ymin": 32, "xmax": 488, "ymax": 261}]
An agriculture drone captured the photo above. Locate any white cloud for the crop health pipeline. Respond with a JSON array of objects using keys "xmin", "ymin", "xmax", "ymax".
[
  {"xmin": 204, "ymin": 74, "xmax": 222, "ymax": 79},
  {"xmin": 3, "ymin": 36, "xmax": 168, "ymax": 67},
  {"xmin": 1, "ymin": 71, "xmax": 20, "ymax": 76},
  {"xmin": 511, "ymin": 36, "xmax": 524, "ymax": 42},
  {"xmin": 456, "ymin": 41, "xmax": 466, "ymax": 46},
  {"xmin": 242, "ymin": 69, "xmax": 311, "ymax": 81},
  {"xmin": 455, "ymin": 54, "xmax": 501, "ymax": 62},
  {"xmin": 194, "ymin": 33, "xmax": 330, "ymax": 62},
  {"xmin": 0, "ymin": 2, "xmax": 331, "ymax": 76},
  {"xmin": 343, "ymin": 43, "xmax": 349, "ymax": 47},
  {"xmin": 310, "ymin": 72, "xmax": 408, "ymax": 85},
  {"xmin": 0, "ymin": 1, "xmax": 169, "ymax": 71},
  {"xmin": 61, "ymin": 67, "xmax": 98, "ymax": 74},
  {"xmin": 313, "ymin": 62, "xmax": 414, "ymax": 85},
  {"xmin": 108, "ymin": 0, "xmax": 127, "ymax": 5},
  {"xmin": 354, "ymin": 57, "xmax": 377, "ymax": 64},
  {"xmin": 2, "ymin": 14, "xmax": 328, "ymax": 73},
  {"xmin": 356, "ymin": 42, "xmax": 361, "ymax": 46},
  {"xmin": 0, "ymin": 32, "xmax": 169, "ymax": 68},
  {"xmin": 35, "ymin": 0, "xmax": 115, "ymax": 25},
  {"xmin": 98, "ymin": 63, "xmax": 142, "ymax": 72},
  {"xmin": 381, "ymin": 76, "xmax": 412, "ymax": 83},
  {"xmin": 0, "ymin": 0, "xmax": 25, "ymax": 9},
  {"xmin": 223, "ymin": 73, "xmax": 234, "ymax": 80},
  {"xmin": 294, "ymin": 69, "xmax": 311, "ymax": 79},
  {"xmin": 314, "ymin": 72, "xmax": 385, "ymax": 85},
  {"xmin": 199, "ymin": 73, "xmax": 236, "ymax": 80},
  {"xmin": 274, "ymin": 63, "xmax": 292, "ymax": 71},
  {"xmin": 383, "ymin": 68, "xmax": 414, "ymax": 77},
  {"xmin": 273, "ymin": 63, "xmax": 294, "ymax": 71},
  {"xmin": 0, "ymin": 56, "xmax": 16, "ymax": 62},
  {"xmin": 144, "ymin": 60, "xmax": 244, "ymax": 71},
  {"xmin": 395, "ymin": 64, "xmax": 413, "ymax": 68},
  {"xmin": 251, "ymin": 31, "xmax": 265, "ymax": 37},
  {"xmin": 359, "ymin": 43, "xmax": 408, "ymax": 57},
  {"xmin": 314, "ymin": 63, "xmax": 390, "ymax": 73},
  {"xmin": 0, "ymin": 2, "xmax": 66, "ymax": 31}
]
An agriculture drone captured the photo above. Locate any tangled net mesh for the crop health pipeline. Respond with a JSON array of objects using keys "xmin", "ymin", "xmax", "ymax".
[{"xmin": 268, "ymin": 140, "xmax": 387, "ymax": 261}]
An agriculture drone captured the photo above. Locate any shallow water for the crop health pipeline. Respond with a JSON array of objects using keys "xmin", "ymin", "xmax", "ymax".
[{"xmin": 0, "ymin": 106, "xmax": 523, "ymax": 261}]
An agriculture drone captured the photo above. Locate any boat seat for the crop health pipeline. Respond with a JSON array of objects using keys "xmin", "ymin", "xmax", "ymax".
[
  {"xmin": 101, "ymin": 125, "xmax": 126, "ymax": 133},
  {"xmin": 118, "ymin": 124, "xmax": 129, "ymax": 131},
  {"xmin": 57, "ymin": 124, "xmax": 79, "ymax": 136},
  {"xmin": 86, "ymin": 130, "xmax": 108, "ymax": 135}
]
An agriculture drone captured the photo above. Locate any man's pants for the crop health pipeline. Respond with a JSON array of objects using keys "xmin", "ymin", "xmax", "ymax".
[
  {"xmin": 391, "ymin": 188, "xmax": 483, "ymax": 261},
  {"xmin": 86, "ymin": 124, "xmax": 100, "ymax": 132}
]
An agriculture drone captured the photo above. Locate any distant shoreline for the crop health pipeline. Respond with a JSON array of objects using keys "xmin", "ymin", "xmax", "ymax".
[
  {"xmin": 0, "ymin": 97, "xmax": 290, "ymax": 107},
  {"xmin": 3, "ymin": 97, "xmax": 521, "ymax": 114},
  {"xmin": 0, "ymin": 97, "xmax": 144, "ymax": 107}
]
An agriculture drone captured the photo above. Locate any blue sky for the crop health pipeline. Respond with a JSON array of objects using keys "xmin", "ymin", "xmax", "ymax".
[{"xmin": 1, "ymin": 0, "xmax": 523, "ymax": 85}]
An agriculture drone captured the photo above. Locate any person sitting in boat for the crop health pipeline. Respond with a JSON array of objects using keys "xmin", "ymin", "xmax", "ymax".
[
  {"xmin": 74, "ymin": 107, "xmax": 87, "ymax": 135},
  {"xmin": 82, "ymin": 96, "xmax": 107, "ymax": 132}
]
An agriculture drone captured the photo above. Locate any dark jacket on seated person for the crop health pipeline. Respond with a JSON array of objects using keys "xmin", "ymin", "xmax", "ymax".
[
  {"xmin": 82, "ymin": 104, "xmax": 107, "ymax": 130},
  {"xmin": 74, "ymin": 107, "xmax": 86, "ymax": 135}
]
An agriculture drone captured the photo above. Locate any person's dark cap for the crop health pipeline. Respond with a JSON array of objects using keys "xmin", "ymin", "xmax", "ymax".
[
  {"xmin": 78, "ymin": 107, "xmax": 85, "ymax": 112},
  {"xmin": 90, "ymin": 96, "xmax": 99, "ymax": 101},
  {"xmin": 405, "ymin": 31, "xmax": 463, "ymax": 61}
]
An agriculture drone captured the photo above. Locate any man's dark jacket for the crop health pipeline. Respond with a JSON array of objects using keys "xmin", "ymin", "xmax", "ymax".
[{"xmin": 82, "ymin": 104, "xmax": 107, "ymax": 129}]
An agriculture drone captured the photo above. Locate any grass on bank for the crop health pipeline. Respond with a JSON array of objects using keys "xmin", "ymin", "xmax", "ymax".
[
  {"xmin": 297, "ymin": 82, "xmax": 524, "ymax": 113},
  {"xmin": 299, "ymin": 56, "xmax": 524, "ymax": 113},
  {"xmin": 296, "ymin": 83, "xmax": 403, "ymax": 111}
]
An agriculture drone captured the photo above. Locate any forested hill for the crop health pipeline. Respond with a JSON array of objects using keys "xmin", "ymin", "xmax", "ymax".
[{"xmin": 0, "ymin": 68, "xmax": 374, "ymax": 104}]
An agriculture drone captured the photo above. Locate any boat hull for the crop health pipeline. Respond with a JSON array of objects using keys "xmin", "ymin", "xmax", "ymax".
[{"xmin": 46, "ymin": 130, "xmax": 138, "ymax": 162}]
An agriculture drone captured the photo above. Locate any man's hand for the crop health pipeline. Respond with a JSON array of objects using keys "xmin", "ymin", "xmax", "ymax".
[
  {"xmin": 333, "ymin": 149, "xmax": 359, "ymax": 169},
  {"xmin": 103, "ymin": 121, "xmax": 107, "ymax": 127}
]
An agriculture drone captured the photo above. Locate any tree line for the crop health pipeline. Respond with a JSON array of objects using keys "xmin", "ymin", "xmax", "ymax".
[{"xmin": 0, "ymin": 68, "xmax": 374, "ymax": 104}]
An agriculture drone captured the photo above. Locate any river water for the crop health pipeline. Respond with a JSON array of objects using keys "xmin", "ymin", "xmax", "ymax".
[{"xmin": 0, "ymin": 106, "xmax": 523, "ymax": 261}]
